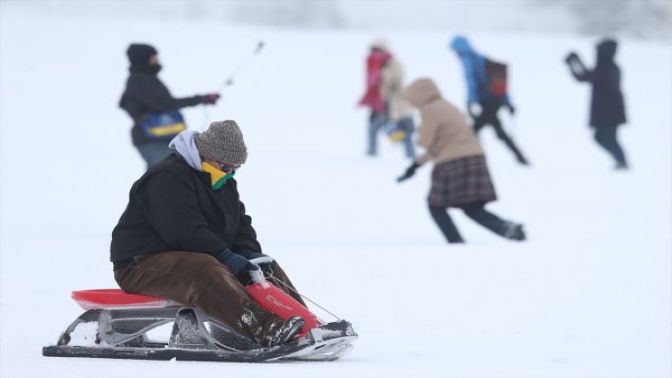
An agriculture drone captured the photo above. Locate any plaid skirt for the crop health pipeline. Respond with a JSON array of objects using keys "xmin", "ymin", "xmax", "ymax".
[{"xmin": 428, "ymin": 155, "xmax": 497, "ymax": 208}]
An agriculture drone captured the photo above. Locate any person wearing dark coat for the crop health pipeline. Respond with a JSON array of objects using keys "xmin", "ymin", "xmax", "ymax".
[
  {"xmin": 111, "ymin": 120, "xmax": 305, "ymax": 349},
  {"xmin": 565, "ymin": 38, "xmax": 629, "ymax": 169},
  {"xmin": 119, "ymin": 43, "xmax": 221, "ymax": 169},
  {"xmin": 450, "ymin": 36, "xmax": 530, "ymax": 166}
]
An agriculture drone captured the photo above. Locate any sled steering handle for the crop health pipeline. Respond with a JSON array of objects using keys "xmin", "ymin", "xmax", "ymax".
[
  {"xmin": 249, "ymin": 256, "xmax": 274, "ymax": 267},
  {"xmin": 248, "ymin": 256, "xmax": 275, "ymax": 284}
]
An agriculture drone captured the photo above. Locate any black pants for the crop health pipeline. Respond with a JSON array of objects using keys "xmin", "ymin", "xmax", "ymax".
[
  {"xmin": 594, "ymin": 127, "xmax": 628, "ymax": 167},
  {"xmin": 429, "ymin": 203, "xmax": 513, "ymax": 242},
  {"xmin": 472, "ymin": 99, "xmax": 528, "ymax": 165}
]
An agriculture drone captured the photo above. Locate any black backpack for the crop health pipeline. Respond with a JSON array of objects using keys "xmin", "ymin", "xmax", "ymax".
[{"xmin": 484, "ymin": 58, "xmax": 508, "ymax": 97}]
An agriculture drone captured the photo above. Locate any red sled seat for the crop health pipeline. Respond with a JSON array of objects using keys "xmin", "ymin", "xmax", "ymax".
[{"xmin": 71, "ymin": 289, "xmax": 176, "ymax": 310}]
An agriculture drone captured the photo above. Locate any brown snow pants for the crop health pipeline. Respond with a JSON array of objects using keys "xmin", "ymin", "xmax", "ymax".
[{"xmin": 114, "ymin": 251, "xmax": 306, "ymax": 346}]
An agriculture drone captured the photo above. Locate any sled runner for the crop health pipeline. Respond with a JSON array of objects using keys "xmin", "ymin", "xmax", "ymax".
[
  {"xmin": 43, "ymin": 258, "xmax": 357, "ymax": 362},
  {"xmin": 42, "ymin": 289, "xmax": 356, "ymax": 362}
]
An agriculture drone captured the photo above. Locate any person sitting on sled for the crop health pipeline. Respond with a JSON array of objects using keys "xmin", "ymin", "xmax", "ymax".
[{"xmin": 110, "ymin": 120, "xmax": 305, "ymax": 348}]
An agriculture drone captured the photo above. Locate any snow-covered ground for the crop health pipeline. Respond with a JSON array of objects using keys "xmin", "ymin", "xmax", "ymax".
[{"xmin": 1, "ymin": 4, "xmax": 671, "ymax": 378}]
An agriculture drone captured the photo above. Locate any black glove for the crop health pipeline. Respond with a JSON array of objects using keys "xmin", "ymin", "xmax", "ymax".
[
  {"xmin": 397, "ymin": 162, "xmax": 419, "ymax": 183},
  {"xmin": 236, "ymin": 250, "xmax": 274, "ymax": 276},
  {"xmin": 201, "ymin": 93, "xmax": 221, "ymax": 105},
  {"xmin": 564, "ymin": 52, "xmax": 588, "ymax": 80},
  {"xmin": 217, "ymin": 249, "xmax": 258, "ymax": 285},
  {"xmin": 507, "ymin": 103, "xmax": 516, "ymax": 115},
  {"xmin": 564, "ymin": 51, "xmax": 579, "ymax": 65},
  {"xmin": 467, "ymin": 102, "xmax": 482, "ymax": 118}
]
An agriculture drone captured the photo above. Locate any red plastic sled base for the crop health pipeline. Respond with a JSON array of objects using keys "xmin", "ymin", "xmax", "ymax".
[{"xmin": 71, "ymin": 289, "xmax": 175, "ymax": 310}]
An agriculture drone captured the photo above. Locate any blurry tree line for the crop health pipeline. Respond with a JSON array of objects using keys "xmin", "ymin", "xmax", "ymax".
[
  {"xmin": 540, "ymin": 0, "xmax": 671, "ymax": 40},
  {"xmin": 196, "ymin": 0, "xmax": 671, "ymax": 40},
  {"xmin": 13, "ymin": 0, "xmax": 672, "ymax": 41}
]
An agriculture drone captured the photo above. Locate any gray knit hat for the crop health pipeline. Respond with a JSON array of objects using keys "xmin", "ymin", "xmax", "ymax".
[{"xmin": 195, "ymin": 120, "xmax": 248, "ymax": 164}]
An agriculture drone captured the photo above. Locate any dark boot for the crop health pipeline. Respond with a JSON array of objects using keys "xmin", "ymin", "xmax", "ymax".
[
  {"xmin": 614, "ymin": 162, "xmax": 629, "ymax": 170},
  {"xmin": 265, "ymin": 316, "xmax": 305, "ymax": 348},
  {"xmin": 503, "ymin": 222, "xmax": 526, "ymax": 241}
]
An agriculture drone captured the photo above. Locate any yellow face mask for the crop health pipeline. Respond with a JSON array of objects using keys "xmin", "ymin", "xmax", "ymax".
[{"xmin": 202, "ymin": 162, "xmax": 235, "ymax": 190}]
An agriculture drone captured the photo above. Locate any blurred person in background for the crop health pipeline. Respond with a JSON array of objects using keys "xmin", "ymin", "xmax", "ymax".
[
  {"xmin": 397, "ymin": 78, "xmax": 526, "ymax": 243},
  {"xmin": 358, "ymin": 39, "xmax": 416, "ymax": 159},
  {"xmin": 119, "ymin": 43, "xmax": 221, "ymax": 169},
  {"xmin": 565, "ymin": 38, "xmax": 629, "ymax": 170},
  {"xmin": 449, "ymin": 35, "xmax": 530, "ymax": 166}
]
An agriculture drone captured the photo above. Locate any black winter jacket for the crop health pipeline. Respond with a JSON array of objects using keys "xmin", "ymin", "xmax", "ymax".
[
  {"xmin": 567, "ymin": 40, "xmax": 627, "ymax": 128},
  {"xmin": 119, "ymin": 67, "xmax": 203, "ymax": 146},
  {"xmin": 110, "ymin": 153, "xmax": 261, "ymax": 270}
]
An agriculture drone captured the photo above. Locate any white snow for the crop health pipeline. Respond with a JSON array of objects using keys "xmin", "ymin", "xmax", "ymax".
[
  {"xmin": 1, "ymin": 3, "xmax": 671, "ymax": 378},
  {"xmin": 67, "ymin": 322, "xmax": 103, "ymax": 348}
]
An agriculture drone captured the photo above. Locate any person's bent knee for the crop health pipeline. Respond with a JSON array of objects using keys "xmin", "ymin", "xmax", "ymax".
[
  {"xmin": 428, "ymin": 205, "xmax": 447, "ymax": 217},
  {"xmin": 594, "ymin": 130, "xmax": 607, "ymax": 143},
  {"xmin": 461, "ymin": 202, "xmax": 483, "ymax": 215}
]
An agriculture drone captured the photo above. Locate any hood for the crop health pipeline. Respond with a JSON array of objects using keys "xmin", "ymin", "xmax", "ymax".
[
  {"xmin": 129, "ymin": 64, "xmax": 162, "ymax": 75},
  {"xmin": 370, "ymin": 38, "xmax": 390, "ymax": 52},
  {"xmin": 450, "ymin": 35, "xmax": 474, "ymax": 54},
  {"xmin": 404, "ymin": 78, "xmax": 442, "ymax": 107},
  {"xmin": 169, "ymin": 130, "xmax": 202, "ymax": 171},
  {"xmin": 368, "ymin": 49, "xmax": 392, "ymax": 67},
  {"xmin": 596, "ymin": 38, "xmax": 618, "ymax": 65},
  {"xmin": 127, "ymin": 43, "xmax": 157, "ymax": 66}
]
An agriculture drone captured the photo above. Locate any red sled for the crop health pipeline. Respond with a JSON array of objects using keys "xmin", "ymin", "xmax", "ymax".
[
  {"xmin": 42, "ymin": 281, "xmax": 356, "ymax": 362},
  {"xmin": 246, "ymin": 280, "xmax": 322, "ymax": 336},
  {"xmin": 71, "ymin": 283, "xmax": 323, "ymax": 337}
]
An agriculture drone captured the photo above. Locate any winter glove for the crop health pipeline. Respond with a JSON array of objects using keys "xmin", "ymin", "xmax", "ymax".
[
  {"xmin": 217, "ymin": 249, "xmax": 259, "ymax": 285},
  {"xmin": 467, "ymin": 102, "xmax": 482, "ymax": 118},
  {"xmin": 397, "ymin": 161, "xmax": 419, "ymax": 183},
  {"xmin": 236, "ymin": 250, "xmax": 274, "ymax": 277},
  {"xmin": 506, "ymin": 104, "xmax": 516, "ymax": 115},
  {"xmin": 564, "ymin": 51, "xmax": 579, "ymax": 65},
  {"xmin": 201, "ymin": 93, "xmax": 221, "ymax": 105}
]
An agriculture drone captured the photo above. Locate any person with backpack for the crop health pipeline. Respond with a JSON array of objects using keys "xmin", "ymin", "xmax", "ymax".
[
  {"xmin": 565, "ymin": 38, "xmax": 628, "ymax": 170},
  {"xmin": 397, "ymin": 78, "xmax": 526, "ymax": 243},
  {"xmin": 449, "ymin": 35, "xmax": 530, "ymax": 166},
  {"xmin": 119, "ymin": 43, "xmax": 221, "ymax": 169},
  {"xmin": 358, "ymin": 39, "xmax": 416, "ymax": 159}
]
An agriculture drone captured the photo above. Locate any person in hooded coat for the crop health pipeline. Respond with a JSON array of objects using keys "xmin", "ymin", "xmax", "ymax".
[
  {"xmin": 449, "ymin": 35, "xmax": 530, "ymax": 166},
  {"xmin": 119, "ymin": 43, "xmax": 221, "ymax": 169},
  {"xmin": 111, "ymin": 120, "xmax": 306, "ymax": 349},
  {"xmin": 565, "ymin": 38, "xmax": 629, "ymax": 169},
  {"xmin": 397, "ymin": 78, "xmax": 526, "ymax": 243}
]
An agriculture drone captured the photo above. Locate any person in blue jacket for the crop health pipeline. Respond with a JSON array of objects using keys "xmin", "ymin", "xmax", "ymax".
[{"xmin": 450, "ymin": 36, "xmax": 529, "ymax": 166}]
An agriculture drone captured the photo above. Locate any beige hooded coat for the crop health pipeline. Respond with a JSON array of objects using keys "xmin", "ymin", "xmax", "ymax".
[
  {"xmin": 404, "ymin": 78, "xmax": 484, "ymax": 165},
  {"xmin": 380, "ymin": 58, "xmax": 414, "ymax": 121}
]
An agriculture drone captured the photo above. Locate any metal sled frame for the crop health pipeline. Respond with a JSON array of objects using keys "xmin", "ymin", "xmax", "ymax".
[{"xmin": 42, "ymin": 303, "xmax": 356, "ymax": 362}]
